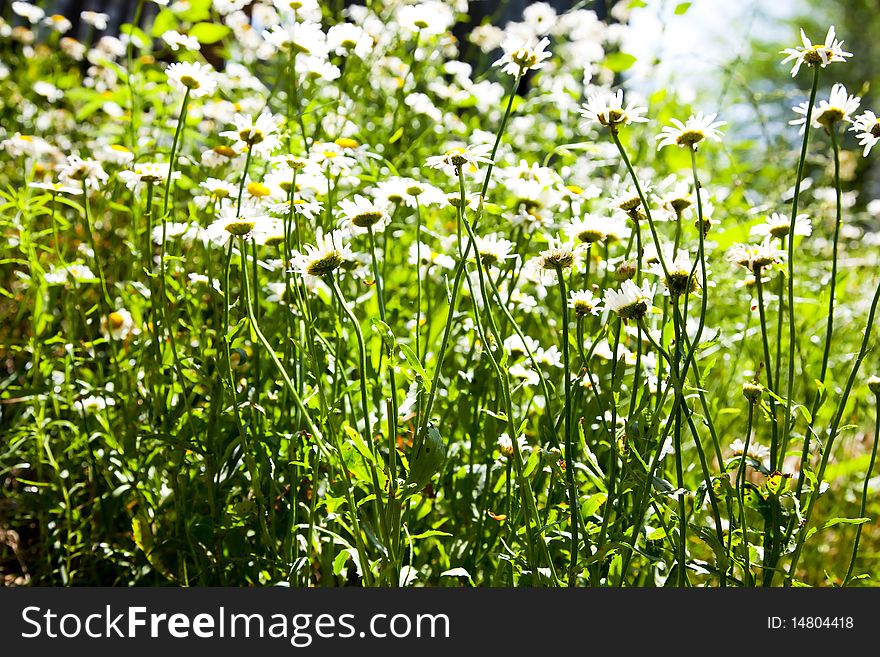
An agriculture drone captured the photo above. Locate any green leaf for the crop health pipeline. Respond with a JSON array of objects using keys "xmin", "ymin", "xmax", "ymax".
[
  {"xmin": 150, "ymin": 9, "xmax": 178, "ymax": 38},
  {"xmin": 603, "ymin": 52, "xmax": 637, "ymax": 73},
  {"xmin": 674, "ymin": 2, "xmax": 693, "ymax": 15},
  {"xmin": 190, "ymin": 22, "xmax": 231, "ymax": 45},
  {"xmin": 408, "ymin": 530, "xmax": 452, "ymax": 540},
  {"xmin": 333, "ymin": 550, "xmax": 350, "ymax": 576}
]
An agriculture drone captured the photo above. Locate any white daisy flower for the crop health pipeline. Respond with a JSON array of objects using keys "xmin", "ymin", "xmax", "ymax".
[
  {"xmin": 790, "ymin": 83, "xmax": 860, "ymax": 133},
  {"xmin": 850, "ymin": 110, "xmax": 880, "ymax": 156},
  {"xmin": 263, "ymin": 21, "xmax": 328, "ymax": 58},
  {"xmin": 498, "ymin": 432, "xmax": 530, "ymax": 458},
  {"xmin": 101, "ymin": 309, "xmax": 136, "ymax": 341},
  {"xmin": 727, "ymin": 239, "xmax": 786, "ymax": 273},
  {"xmin": 338, "ymin": 194, "xmax": 391, "ymax": 233},
  {"xmin": 425, "ymin": 144, "xmax": 493, "ymax": 176},
  {"xmin": 780, "ymin": 26, "xmax": 852, "ymax": 77},
  {"xmin": 729, "ymin": 438, "xmax": 771, "ymax": 464},
  {"xmin": 493, "ymin": 36, "xmax": 552, "ymax": 76},
  {"xmin": 118, "ymin": 162, "xmax": 180, "ymax": 190},
  {"xmin": 291, "ymin": 229, "xmax": 354, "ymax": 277},
  {"xmin": 162, "ymin": 30, "xmax": 200, "ymax": 52},
  {"xmin": 578, "ymin": 89, "xmax": 648, "ymax": 131},
  {"xmin": 80, "ymin": 11, "xmax": 110, "ymax": 30},
  {"xmin": 166, "ymin": 61, "xmax": 217, "ymax": 97},
  {"xmin": 474, "ymin": 233, "xmax": 515, "ymax": 267},
  {"xmin": 656, "ymin": 113, "xmax": 725, "ymax": 150},
  {"xmin": 327, "ymin": 22, "xmax": 372, "ymax": 59},
  {"xmin": 220, "ymin": 112, "xmax": 281, "ymax": 157},
  {"xmin": 750, "ymin": 213, "xmax": 812, "ymax": 239},
  {"xmin": 568, "ymin": 290, "xmax": 603, "ymax": 316},
  {"xmin": 59, "ymin": 155, "xmax": 108, "ymax": 189},
  {"xmin": 603, "ymin": 279, "xmax": 655, "ymax": 321}
]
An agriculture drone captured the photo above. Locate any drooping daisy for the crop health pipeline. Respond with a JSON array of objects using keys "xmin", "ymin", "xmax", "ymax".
[
  {"xmin": 727, "ymin": 239, "xmax": 786, "ymax": 274},
  {"xmin": 604, "ymin": 279, "xmax": 655, "ymax": 321},
  {"xmin": 750, "ymin": 213, "xmax": 812, "ymax": 239},
  {"xmin": 780, "ymin": 26, "xmax": 852, "ymax": 77},
  {"xmin": 290, "ymin": 229, "xmax": 354, "ymax": 277},
  {"xmin": 850, "ymin": 110, "xmax": 880, "ymax": 156},
  {"xmin": 220, "ymin": 112, "xmax": 281, "ymax": 156},
  {"xmin": 568, "ymin": 290, "xmax": 603, "ymax": 317},
  {"xmin": 493, "ymin": 36, "xmax": 552, "ymax": 76},
  {"xmin": 578, "ymin": 89, "xmax": 648, "ymax": 132},
  {"xmin": 656, "ymin": 113, "xmax": 725, "ymax": 150},
  {"xmin": 166, "ymin": 61, "xmax": 217, "ymax": 97},
  {"xmin": 425, "ymin": 144, "xmax": 493, "ymax": 176},
  {"xmin": 337, "ymin": 194, "xmax": 391, "ymax": 233}
]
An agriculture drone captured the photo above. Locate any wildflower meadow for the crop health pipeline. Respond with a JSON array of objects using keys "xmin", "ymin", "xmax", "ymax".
[{"xmin": 1, "ymin": 0, "xmax": 880, "ymax": 588}]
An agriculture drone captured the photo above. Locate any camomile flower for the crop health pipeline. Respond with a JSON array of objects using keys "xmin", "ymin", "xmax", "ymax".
[
  {"xmin": 780, "ymin": 26, "xmax": 852, "ymax": 77},
  {"xmin": 425, "ymin": 144, "xmax": 493, "ymax": 175},
  {"xmin": 263, "ymin": 21, "xmax": 329, "ymax": 58},
  {"xmin": 662, "ymin": 181, "xmax": 694, "ymax": 215},
  {"xmin": 44, "ymin": 262, "xmax": 97, "ymax": 285},
  {"xmin": 101, "ymin": 308, "xmax": 136, "ymax": 341},
  {"xmin": 162, "ymin": 30, "xmax": 200, "ymax": 52},
  {"xmin": 568, "ymin": 290, "xmax": 603, "ymax": 317},
  {"xmin": 43, "ymin": 14, "xmax": 72, "ymax": 34},
  {"xmin": 790, "ymin": 83, "xmax": 860, "ymax": 133},
  {"xmin": 220, "ymin": 112, "xmax": 281, "ymax": 156},
  {"xmin": 291, "ymin": 229, "xmax": 354, "ymax": 277},
  {"xmin": 118, "ymin": 162, "xmax": 180, "ymax": 190},
  {"xmin": 338, "ymin": 194, "xmax": 391, "ymax": 233},
  {"xmin": 503, "ymin": 334, "xmax": 539, "ymax": 358},
  {"xmin": 604, "ymin": 279, "xmax": 655, "ymax": 321},
  {"xmin": 850, "ymin": 110, "xmax": 880, "ymax": 156},
  {"xmin": 750, "ymin": 213, "xmax": 812, "ymax": 239},
  {"xmin": 729, "ymin": 438, "xmax": 770, "ymax": 464},
  {"xmin": 656, "ymin": 113, "xmax": 725, "ymax": 150},
  {"xmin": 374, "ymin": 178, "xmax": 445, "ymax": 208},
  {"xmin": 74, "ymin": 395, "xmax": 115, "ymax": 414},
  {"xmin": 268, "ymin": 198, "xmax": 324, "ymax": 221},
  {"xmin": 396, "ymin": 1, "xmax": 455, "ymax": 36},
  {"xmin": 1, "ymin": 133, "xmax": 52, "ymax": 158},
  {"xmin": 498, "ymin": 432, "xmax": 530, "ymax": 458},
  {"xmin": 327, "ymin": 22, "xmax": 371, "ymax": 59},
  {"xmin": 166, "ymin": 61, "xmax": 217, "ymax": 97},
  {"xmin": 11, "ymin": 1, "xmax": 44, "ymax": 24},
  {"xmin": 578, "ymin": 89, "xmax": 648, "ymax": 132},
  {"xmin": 493, "ymin": 36, "xmax": 552, "ymax": 76},
  {"xmin": 727, "ymin": 239, "xmax": 786, "ymax": 274},
  {"xmin": 198, "ymin": 177, "xmax": 236, "ymax": 203},
  {"xmin": 566, "ymin": 214, "xmax": 610, "ymax": 244},
  {"xmin": 531, "ymin": 235, "xmax": 581, "ymax": 272},
  {"xmin": 29, "ymin": 180, "xmax": 82, "ymax": 196},
  {"xmin": 205, "ymin": 208, "xmax": 270, "ymax": 244},
  {"xmin": 647, "ymin": 249, "xmax": 705, "ymax": 297},
  {"xmin": 99, "ymin": 144, "xmax": 135, "ymax": 166},
  {"xmin": 474, "ymin": 233, "xmax": 515, "ymax": 267},
  {"xmin": 59, "ymin": 155, "xmax": 108, "ymax": 188},
  {"xmin": 80, "ymin": 11, "xmax": 109, "ymax": 30}
]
